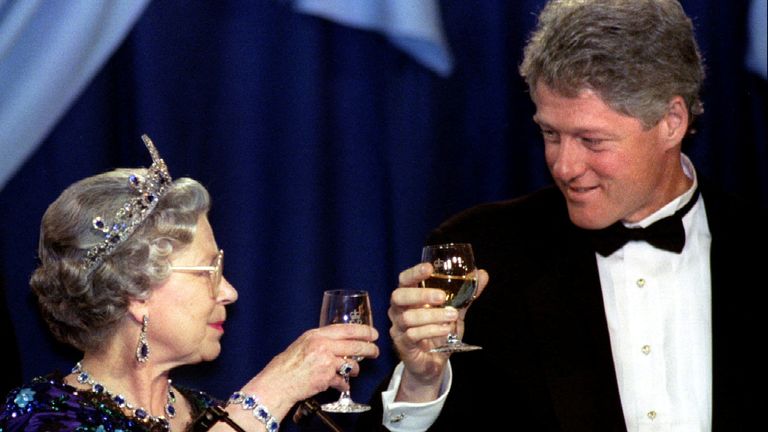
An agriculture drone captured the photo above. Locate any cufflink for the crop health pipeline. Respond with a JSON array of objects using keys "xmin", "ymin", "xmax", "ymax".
[{"xmin": 389, "ymin": 413, "xmax": 406, "ymax": 423}]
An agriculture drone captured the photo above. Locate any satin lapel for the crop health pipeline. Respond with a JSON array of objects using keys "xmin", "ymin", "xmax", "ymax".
[
  {"xmin": 702, "ymin": 184, "xmax": 761, "ymax": 430},
  {"xmin": 524, "ymin": 224, "xmax": 626, "ymax": 432},
  {"xmin": 708, "ymin": 203, "xmax": 730, "ymax": 430}
]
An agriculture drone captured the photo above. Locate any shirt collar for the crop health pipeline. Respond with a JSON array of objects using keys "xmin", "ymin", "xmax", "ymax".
[{"xmin": 630, "ymin": 154, "xmax": 698, "ymax": 228}]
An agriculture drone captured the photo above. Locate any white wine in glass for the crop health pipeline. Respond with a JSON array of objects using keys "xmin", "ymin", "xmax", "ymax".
[
  {"xmin": 420, "ymin": 243, "xmax": 481, "ymax": 353},
  {"xmin": 319, "ymin": 289, "xmax": 373, "ymax": 413}
]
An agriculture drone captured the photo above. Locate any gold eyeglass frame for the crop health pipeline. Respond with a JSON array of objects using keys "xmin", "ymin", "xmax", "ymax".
[{"xmin": 169, "ymin": 249, "xmax": 224, "ymax": 297}]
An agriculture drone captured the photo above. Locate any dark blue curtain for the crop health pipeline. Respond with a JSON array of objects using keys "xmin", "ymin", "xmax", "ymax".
[{"xmin": 1, "ymin": 1, "xmax": 765, "ymax": 430}]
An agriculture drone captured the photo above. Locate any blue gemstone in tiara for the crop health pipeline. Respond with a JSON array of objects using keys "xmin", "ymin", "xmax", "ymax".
[{"xmin": 82, "ymin": 135, "xmax": 172, "ymax": 271}]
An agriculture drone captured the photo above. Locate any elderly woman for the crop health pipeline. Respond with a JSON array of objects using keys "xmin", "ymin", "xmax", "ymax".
[{"xmin": 0, "ymin": 136, "xmax": 378, "ymax": 432}]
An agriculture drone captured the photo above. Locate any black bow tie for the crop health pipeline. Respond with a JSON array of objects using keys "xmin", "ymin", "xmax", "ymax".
[{"xmin": 589, "ymin": 188, "xmax": 699, "ymax": 257}]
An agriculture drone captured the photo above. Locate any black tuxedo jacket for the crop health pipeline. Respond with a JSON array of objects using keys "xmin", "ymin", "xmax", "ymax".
[{"xmin": 363, "ymin": 182, "xmax": 765, "ymax": 431}]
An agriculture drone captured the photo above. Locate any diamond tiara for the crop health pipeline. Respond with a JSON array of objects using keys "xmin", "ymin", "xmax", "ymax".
[{"xmin": 82, "ymin": 135, "xmax": 173, "ymax": 271}]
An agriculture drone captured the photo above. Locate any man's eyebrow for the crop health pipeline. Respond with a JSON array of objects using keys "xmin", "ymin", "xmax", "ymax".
[{"xmin": 532, "ymin": 117, "xmax": 618, "ymax": 137}]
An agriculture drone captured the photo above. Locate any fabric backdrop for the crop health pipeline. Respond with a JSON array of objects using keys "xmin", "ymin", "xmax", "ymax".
[
  {"xmin": 0, "ymin": 0, "xmax": 151, "ymax": 189},
  {"xmin": 0, "ymin": 1, "xmax": 765, "ymax": 430}
]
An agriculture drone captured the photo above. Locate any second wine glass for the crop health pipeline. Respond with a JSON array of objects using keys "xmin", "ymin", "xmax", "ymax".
[
  {"xmin": 319, "ymin": 289, "xmax": 373, "ymax": 413},
  {"xmin": 420, "ymin": 243, "xmax": 482, "ymax": 353}
]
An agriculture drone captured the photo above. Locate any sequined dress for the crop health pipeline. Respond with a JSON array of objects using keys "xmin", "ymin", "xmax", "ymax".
[{"xmin": 0, "ymin": 373, "xmax": 220, "ymax": 432}]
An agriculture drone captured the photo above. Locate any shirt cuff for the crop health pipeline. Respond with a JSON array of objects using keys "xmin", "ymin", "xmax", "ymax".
[{"xmin": 380, "ymin": 361, "xmax": 452, "ymax": 432}]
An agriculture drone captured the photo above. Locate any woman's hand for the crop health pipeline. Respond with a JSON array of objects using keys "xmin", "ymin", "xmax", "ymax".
[{"xmin": 236, "ymin": 323, "xmax": 379, "ymax": 421}]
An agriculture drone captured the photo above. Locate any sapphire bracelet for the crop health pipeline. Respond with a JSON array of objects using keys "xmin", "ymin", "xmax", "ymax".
[{"xmin": 227, "ymin": 392, "xmax": 279, "ymax": 432}]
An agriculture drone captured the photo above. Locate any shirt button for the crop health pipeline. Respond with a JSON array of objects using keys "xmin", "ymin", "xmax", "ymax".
[
  {"xmin": 642, "ymin": 345, "xmax": 651, "ymax": 355},
  {"xmin": 647, "ymin": 410, "xmax": 657, "ymax": 420},
  {"xmin": 636, "ymin": 278, "xmax": 646, "ymax": 287}
]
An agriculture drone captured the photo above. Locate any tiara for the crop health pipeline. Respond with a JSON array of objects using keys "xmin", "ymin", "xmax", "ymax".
[{"xmin": 82, "ymin": 135, "xmax": 173, "ymax": 270}]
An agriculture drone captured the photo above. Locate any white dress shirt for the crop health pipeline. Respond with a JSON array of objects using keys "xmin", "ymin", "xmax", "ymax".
[
  {"xmin": 599, "ymin": 157, "xmax": 712, "ymax": 431},
  {"xmin": 382, "ymin": 156, "xmax": 712, "ymax": 432},
  {"xmin": 381, "ymin": 362, "xmax": 452, "ymax": 432}
]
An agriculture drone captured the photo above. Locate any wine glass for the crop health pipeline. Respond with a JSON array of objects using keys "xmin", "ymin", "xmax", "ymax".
[
  {"xmin": 319, "ymin": 289, "xmax": 373, "ymax": 413},
  {"xmin": 420, "ymin": 243, "xmax": 482, "ymax": 353}
]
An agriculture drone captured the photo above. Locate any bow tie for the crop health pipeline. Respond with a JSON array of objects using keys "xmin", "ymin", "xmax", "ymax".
[{"xmin": 589, "ymin": 188, "xmax": 700, "ymax": 257}]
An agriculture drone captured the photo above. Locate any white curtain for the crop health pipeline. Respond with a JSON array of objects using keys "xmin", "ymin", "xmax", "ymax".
[
  {"xmin": 746, "ymin": 0, "xmax": 767, "ymax": 79},
  {"xmin": 0, "ymin": 0, "xmax": 151, "ymax": 190},
  {"xmin": 293, "ymin": 0, "xmax": 454, "ymax": 77}
]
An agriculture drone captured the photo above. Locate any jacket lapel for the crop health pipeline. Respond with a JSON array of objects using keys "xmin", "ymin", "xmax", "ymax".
[
  {"xmin": 701, "ymin": 183, "xmax": 763, "ymax": 430},
  {"xmin": 524, "ymin": 224, "xmax": 626, "ymax": 431}
]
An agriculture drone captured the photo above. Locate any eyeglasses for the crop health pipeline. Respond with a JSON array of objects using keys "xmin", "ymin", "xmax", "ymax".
[{"xmin": 169, "ymin": 249, "xmax": 224, "ymax": 298}]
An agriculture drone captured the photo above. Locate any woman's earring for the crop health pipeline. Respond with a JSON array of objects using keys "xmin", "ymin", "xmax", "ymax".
[{"xmin": 136, "ymin": 315, "xmax": 150, "ymax": 363}]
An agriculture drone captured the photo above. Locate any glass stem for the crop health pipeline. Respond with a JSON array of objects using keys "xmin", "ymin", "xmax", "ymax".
[
  {"xmin": 338, "ymin": 374, "xmax": 352, "ymax": 404},
  {"xmin": 447, "ymin": 320, "xmax": 460, "ymax": 344}
]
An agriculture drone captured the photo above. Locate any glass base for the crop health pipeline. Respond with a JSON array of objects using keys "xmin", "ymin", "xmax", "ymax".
[
  {"xmin": 429, "ymin": 342, "xmax": 482, "ymax": 353},
  {"xmin": 321, "ymin": 400, "xmax": 371, "ymax": 413}
]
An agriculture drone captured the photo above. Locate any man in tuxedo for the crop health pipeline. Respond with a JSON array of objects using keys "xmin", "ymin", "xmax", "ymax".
[{"xmin": 368, "ymin": 0, "xmax": 766, "ymax": 430}]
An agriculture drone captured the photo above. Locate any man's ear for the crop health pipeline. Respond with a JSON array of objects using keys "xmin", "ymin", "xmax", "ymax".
[{"xmin": 660, "ymin": 96, "xmax": 689, "ymax": 149}]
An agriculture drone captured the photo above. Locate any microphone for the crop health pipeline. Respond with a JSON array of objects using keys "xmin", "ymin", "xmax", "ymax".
[
  {"xmin": 292, "ymin": 398, "xmax": 344, "ymax": 432},
  {"xmin": 190, "ymin": 405, "xmax": 246, "ymax": 432}
]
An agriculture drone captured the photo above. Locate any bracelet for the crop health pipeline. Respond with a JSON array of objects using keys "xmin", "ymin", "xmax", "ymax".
[{"xmin": 227, "ymin": 392, "xmax": 280, "ymax": 432}]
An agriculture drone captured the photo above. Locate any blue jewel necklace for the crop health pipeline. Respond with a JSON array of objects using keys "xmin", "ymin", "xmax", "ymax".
[{"xmin": 71, "ymin": 361, "xmax": 176, "ymax": 428}]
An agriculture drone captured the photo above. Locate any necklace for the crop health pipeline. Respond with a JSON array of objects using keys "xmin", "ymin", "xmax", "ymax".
[{"xmin": 71, "ymin": 361, "xmax": 176, "ymax": 429}]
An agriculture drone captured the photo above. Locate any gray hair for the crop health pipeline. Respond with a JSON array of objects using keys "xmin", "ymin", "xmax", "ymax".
[
  {"xmin": 519, "ymin": 0, "xmax": 705, "ymax": 128},
  {"xmin": 30, "ymin": 169, "xmax": 210, "ymax": 352}
]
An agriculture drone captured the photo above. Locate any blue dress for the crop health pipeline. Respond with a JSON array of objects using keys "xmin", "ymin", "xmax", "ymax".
[{"xmin": 0, "ymin": 373, "xmax": 220, "ymax": 432}]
